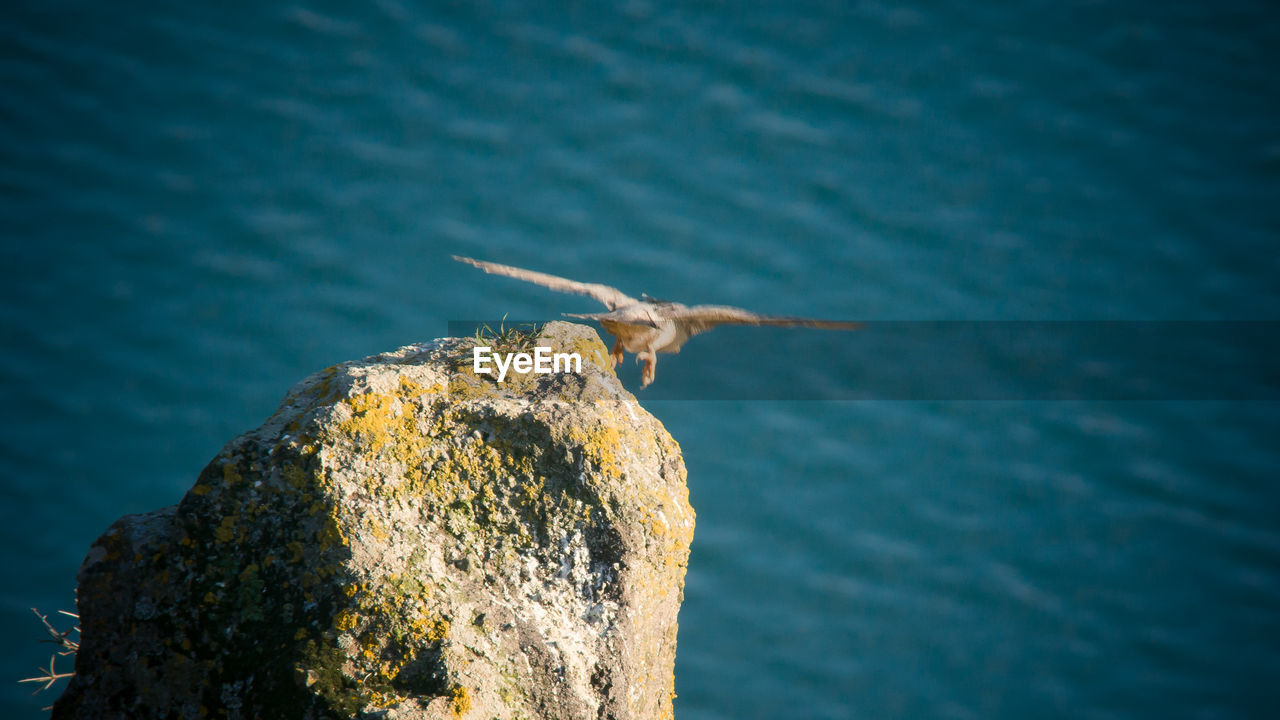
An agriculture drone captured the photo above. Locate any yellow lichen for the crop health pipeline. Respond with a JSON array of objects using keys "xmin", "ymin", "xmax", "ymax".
[
  {"xmin": 333, "ymin": 608, "xmax": 358, "ymax": 633},
  {"xmin": 449, "ymin": 684, "xmax": 472, "ymax": 718},
  {"xmin": 566, "ymin": 421, "xmax": 627, "ymax": 479},
  {"xmin": 317, "ymin": 511, "xmax": 346, "ymax": 552},
  {"xmin": 409, "ymin": 615, "xmax": 449, "ymax": 644},
  {"xmin": 213, "ymin": 515, "xmax": 238, "ymax": 543},
  {"xmin": 560, "ymin": 334, "xmax": 613, "ymax": 375},
  {"xmin": 336, "ymin": 378, "xmax": 431, "ymax": 457}
]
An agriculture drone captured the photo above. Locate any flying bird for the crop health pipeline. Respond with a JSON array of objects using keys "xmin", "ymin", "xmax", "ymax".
[{"xmin": 454, "ymin": 255, "xmax": 860, "ymax": 387}]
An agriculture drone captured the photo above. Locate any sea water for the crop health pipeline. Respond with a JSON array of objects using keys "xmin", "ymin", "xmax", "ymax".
[{"xmin": 2, "ymin": 2, "xmax": 1278, "ymax": 717}]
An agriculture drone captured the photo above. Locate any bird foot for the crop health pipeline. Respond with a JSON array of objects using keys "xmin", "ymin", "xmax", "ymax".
[{"xmin": 640, "ymin": 355, "xmax": 656, "ymax": 387}]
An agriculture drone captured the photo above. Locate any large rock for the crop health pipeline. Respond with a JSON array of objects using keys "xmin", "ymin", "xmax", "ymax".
[{"xmin": 53, "ymin": 322, "xmax": 695, "ymax": 720}]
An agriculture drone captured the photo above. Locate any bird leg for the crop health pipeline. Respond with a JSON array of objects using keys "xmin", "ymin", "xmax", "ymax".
[
  {"xmin": 610, "ymin": 338, "xmax": 624, "ymax": 368},
  {"xmin": 638, "ymin": 348, "xmax": 657, "ymax": 387}
]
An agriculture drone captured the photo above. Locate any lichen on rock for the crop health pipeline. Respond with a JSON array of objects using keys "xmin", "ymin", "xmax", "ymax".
[{"xmin": 53, "ymin": 322, "xmax": 694, "ymax": 720}]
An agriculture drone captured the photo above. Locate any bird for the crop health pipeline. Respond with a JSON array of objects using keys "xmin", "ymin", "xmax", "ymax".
[{"xmin": 454, "ymin": 255, "xmax": 860, "ymax": 387}]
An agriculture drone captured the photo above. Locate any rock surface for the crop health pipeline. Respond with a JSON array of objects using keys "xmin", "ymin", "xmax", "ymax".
[{"xmin": 53, "ymin": 322, "xmax": 695, "ymax": 720}]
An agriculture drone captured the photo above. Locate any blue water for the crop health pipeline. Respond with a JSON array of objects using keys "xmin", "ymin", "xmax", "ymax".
[{"xmin": 3, "ymin": 1, "xmax": 1279, "ymax": 717}]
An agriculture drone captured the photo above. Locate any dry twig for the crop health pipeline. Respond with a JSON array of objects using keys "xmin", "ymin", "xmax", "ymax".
[{"xmin": 19, "ymin": 608, "xmax": 79, "ymax": 697}]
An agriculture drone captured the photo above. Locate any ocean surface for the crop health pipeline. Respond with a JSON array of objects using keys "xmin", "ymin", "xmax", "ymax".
[{"xmin": 3, "ymin": 1, "xmax": 1279, "ymax": 717}]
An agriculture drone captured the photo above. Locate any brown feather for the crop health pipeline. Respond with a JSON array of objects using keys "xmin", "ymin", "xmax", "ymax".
[{"xmin": 452, "ymin": 256, "xmax": 637, "ymax": 310}]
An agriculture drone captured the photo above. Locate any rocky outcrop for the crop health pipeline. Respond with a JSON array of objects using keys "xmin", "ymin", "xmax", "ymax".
[{"xmin": 53, "ymin": 322, "xmax": 694, "ymax": 720}]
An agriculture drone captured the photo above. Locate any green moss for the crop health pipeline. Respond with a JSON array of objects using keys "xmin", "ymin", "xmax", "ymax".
[
  {"xmin": 282, "ymin": 463, "xmax": 307, "ymax": 489},
  {"xmin": 296, "ymin": 638, "xmax": 366, "ymax": 716}
]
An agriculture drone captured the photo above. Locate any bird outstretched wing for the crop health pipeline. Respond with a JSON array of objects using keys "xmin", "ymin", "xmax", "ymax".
[
  {"xmin": 669, "ymin": 305, "xmax": 861, "ymax": 338},
  {"xmin": 453, "ymin": 256, "xmax": 638, "ymax": 310}
]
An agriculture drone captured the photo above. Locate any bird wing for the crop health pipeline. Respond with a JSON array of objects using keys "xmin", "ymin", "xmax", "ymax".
[
  {"xmin": 669, "ymin": 304, "xmax": 862, "ymax": 337},
  {"xmin": 453, "ymin": 256, "xmax": 638, "ymax": 310}
]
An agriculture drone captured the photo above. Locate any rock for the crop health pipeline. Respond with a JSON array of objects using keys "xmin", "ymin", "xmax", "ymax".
[{"xmin": 53, "ymin": 322, "xmax": 695, "ymax": 720}]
